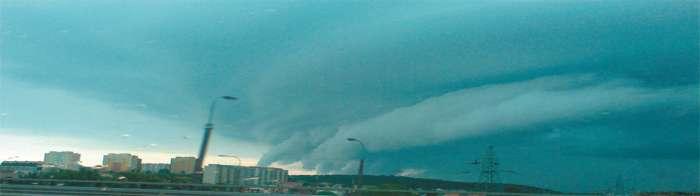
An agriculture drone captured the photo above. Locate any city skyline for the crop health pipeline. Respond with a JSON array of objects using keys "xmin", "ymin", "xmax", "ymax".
[
  {"xmin": 0, "ymin": 146, "xmax": 267, "ymax": 170},
  {"xmin": 2, "ymin": 149, "xmax": 293, "ymax": 174},
  {"xmin": 1, "ymin": 0, "xmax": 698, "ymax": 193},
  {"xmin": 0, "ymin": 149, "xmax": 291, "ymax": 192}
]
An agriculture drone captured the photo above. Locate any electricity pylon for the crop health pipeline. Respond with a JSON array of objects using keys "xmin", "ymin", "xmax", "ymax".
[{"xmin": 470, "ymin": 145, "xmax": 515, "ymax": 192}]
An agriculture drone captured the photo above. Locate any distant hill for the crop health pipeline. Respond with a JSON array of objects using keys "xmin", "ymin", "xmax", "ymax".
[{"xmin": 289, "ymin": 175, "xmax": 557, "ymax": 194}]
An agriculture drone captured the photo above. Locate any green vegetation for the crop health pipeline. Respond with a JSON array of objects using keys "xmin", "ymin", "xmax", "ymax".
[
  {"xmin": 25, "ymin": 168, "xmax": 192, "ymax": 183},
  {"xmin": 290, "ymin": 175, "xmax": 558, "ymax": 194},
  {"xmin": 24, "ymin": 168, "xmax": 101, "ymax": 180},
  {"xmin": 22, "ymin": 170, "xmax": 554, "ymax": 194}
]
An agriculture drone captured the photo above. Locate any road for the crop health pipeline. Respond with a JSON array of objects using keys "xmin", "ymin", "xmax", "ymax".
[{"xmin": 0, "ymin": 184, "xmax": 288, "ymax": 196}]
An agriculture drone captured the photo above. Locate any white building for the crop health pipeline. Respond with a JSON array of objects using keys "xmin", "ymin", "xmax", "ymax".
[
  {"xmin": 43, "ymin": 151, "xmax": 81, "ymax": 171},
  {"xmin": 203, "ymin": 165, "xmax": 288, "ymax": 186},
  {"xmin": 203, "ymin": 164, "xmax": 242, "ymax": 185}
]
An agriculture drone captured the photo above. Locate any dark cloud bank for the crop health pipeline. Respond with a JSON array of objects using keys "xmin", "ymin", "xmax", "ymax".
[{"xmin": 2, "ymin": 0, "xmax": 698, "ymax": 192}]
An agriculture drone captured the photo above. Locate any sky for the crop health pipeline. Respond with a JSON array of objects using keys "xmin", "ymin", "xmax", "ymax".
[{"xmin": 0, "ymin": 0, "xmax": 698, "ymax": 193}]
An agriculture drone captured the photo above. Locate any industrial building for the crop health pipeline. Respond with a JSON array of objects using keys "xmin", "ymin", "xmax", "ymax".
[{"xmin": 0, "ymin": 161, "xmax": 47, "ymax": 176}]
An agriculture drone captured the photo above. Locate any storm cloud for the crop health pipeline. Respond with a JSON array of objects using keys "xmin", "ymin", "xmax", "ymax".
[{"xmin": 1, "ymin": 0, "xmax": 697, "ymax": 192}]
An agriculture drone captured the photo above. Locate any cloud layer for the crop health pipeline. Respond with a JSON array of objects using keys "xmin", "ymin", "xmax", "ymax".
[{"xmin": 1, "ymin": 0, "xmax": 697, "ymax": 192}]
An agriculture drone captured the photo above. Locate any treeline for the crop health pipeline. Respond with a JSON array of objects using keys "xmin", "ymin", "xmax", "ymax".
[
  {"xmin": 289, "ymin": 175, "xmax": 557, "ymax": 193},
  {"xmin": 24, "ymin": 168, "xmax": 192, "ymax": 183}
]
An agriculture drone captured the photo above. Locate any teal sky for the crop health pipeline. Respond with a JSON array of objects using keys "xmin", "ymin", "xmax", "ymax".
[{"xmin": 1, "ymin": 0, "xmax": 698, "ymax": 192}]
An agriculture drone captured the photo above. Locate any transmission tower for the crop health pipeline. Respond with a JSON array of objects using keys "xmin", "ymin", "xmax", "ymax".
[
  {"xmin": 469, "ymin": 145, "xmax": 515, "ymax": 192},
  {"xmin": 472, "ymin": 145, "xmax": 499, "ymax": 184}
]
